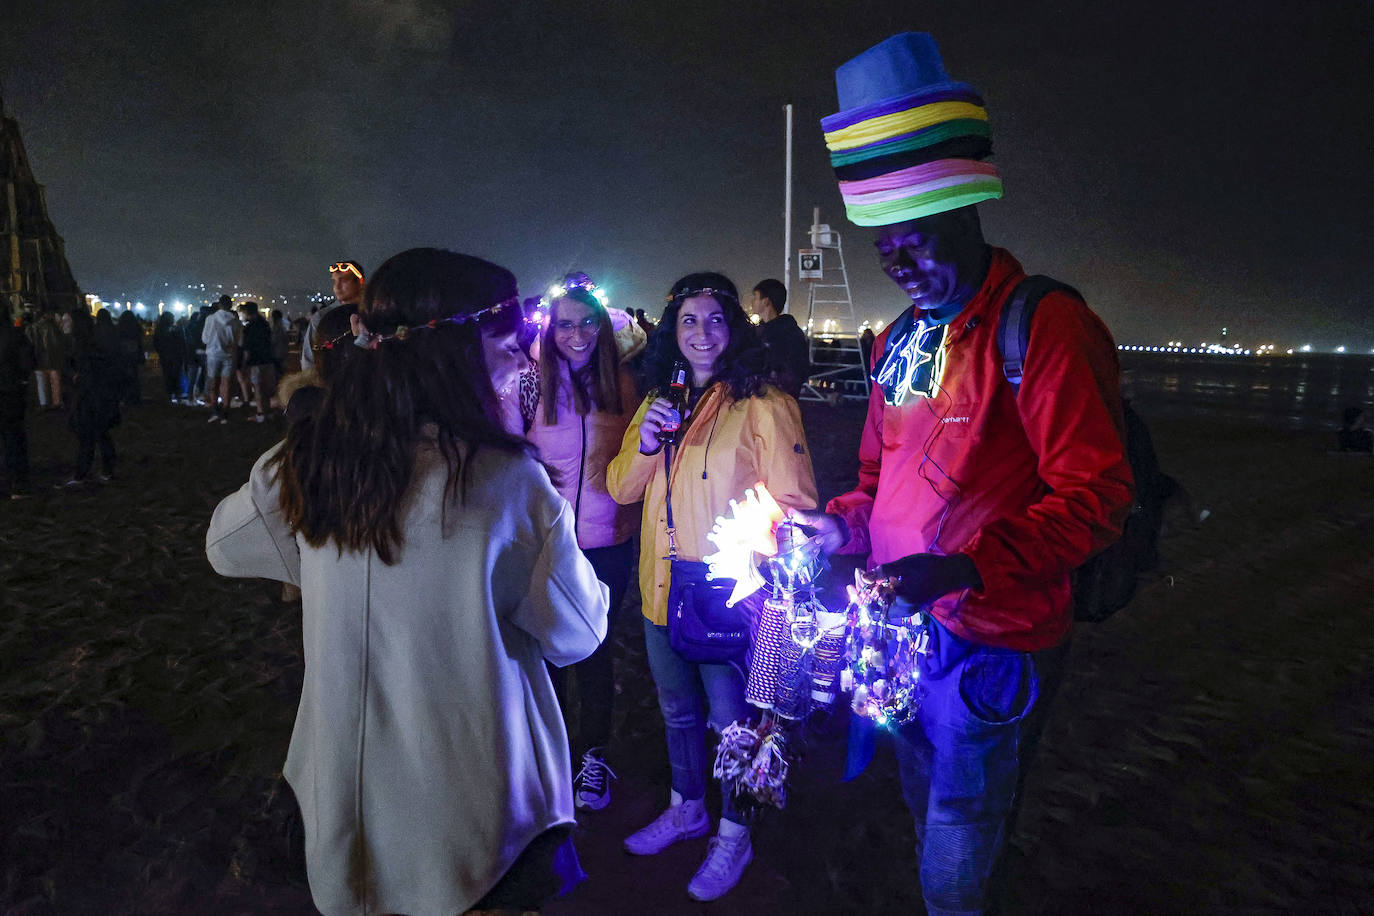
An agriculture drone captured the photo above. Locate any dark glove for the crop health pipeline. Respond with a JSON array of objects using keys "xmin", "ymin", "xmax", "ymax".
[{"xmin": 876, "ymin": 552, "xmax": 983, "ymax": 610}]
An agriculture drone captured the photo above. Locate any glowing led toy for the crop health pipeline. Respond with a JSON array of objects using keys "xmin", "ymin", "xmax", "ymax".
[
  {"xmin": 704, "ymin": 485, "xmax": 848, "ymax": 812},
  {"xmin": 841, "ymin": 569, "xmax": 930, "ymax": 727},
  {"xmin": 531, "ymin": 271, "xmax": 612, "ymax": 329},
  {"xmin": 703, "ymin": 483, "xmax": 786, "ymax": 606},
  {"xmin": 873, "ymin": 317, "xmax": 949, "ymax": 406}
]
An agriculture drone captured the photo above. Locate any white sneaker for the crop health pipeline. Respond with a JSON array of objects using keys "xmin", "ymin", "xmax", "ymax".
[
  {"xmin": 623, "ymin": 799, "xmax": 709, "ymax": 855},
  {"xmin": 687, "ymin": 832, "xmax": 753, "ymax": 902},
  {"xmin": 573, "ymin": 749, "xmax": 616, "ymax": 811},
  {"xmin": 207, "ymin": 414, "xmax": 221, "ymax": 424}
]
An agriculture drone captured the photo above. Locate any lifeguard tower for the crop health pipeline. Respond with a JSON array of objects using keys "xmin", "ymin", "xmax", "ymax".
[{"xmin": 797, "ymin": 208, "xmax": 869, "ymax": 403}]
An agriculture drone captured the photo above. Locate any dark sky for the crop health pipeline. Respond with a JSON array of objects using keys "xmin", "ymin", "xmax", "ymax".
[{"xmin": 2, "ymin": 1, "xmax": 1371, "ymax": 348}]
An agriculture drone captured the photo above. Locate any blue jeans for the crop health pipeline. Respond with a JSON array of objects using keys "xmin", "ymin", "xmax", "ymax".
[
  {"xmin": 642, "ymin": 618, "xmax": 751, "ymax": 823},
  {"xmin": 891, "ymin": 615, "xmax": 1067, "ymax": 916}
]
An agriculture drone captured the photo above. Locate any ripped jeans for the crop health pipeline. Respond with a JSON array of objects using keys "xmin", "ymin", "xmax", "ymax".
[
  {"xmin": 642, "ymin": 618, "xmax": 751, "ymax": 824},
  {"xmin": 891, "ymin": 615, "xmax": 1067, "ymax": 916}
]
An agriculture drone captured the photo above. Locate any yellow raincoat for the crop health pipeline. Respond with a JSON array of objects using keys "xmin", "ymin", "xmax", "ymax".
[{"xmin": 607, "ymin": 383, "xmax": 818, "ymax": 625}]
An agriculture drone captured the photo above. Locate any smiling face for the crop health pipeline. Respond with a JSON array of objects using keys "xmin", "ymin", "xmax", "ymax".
[
  {"xmin": 675, "ymin": 294, "xmax": 730, "ymax": 385},
  {"xmin": 332, "ymin": 270, "xmax": 363, "ymax": 305},
  {"xmin": 550, "ymin": 295, "xmax": 601, "ymax": 370},
  {"xmin": 481, "ymin": 327, "xmax": 525, "ymax": 395},
  {"xmin": 874, "ymin": 209, "xmax": 987, "ymax": 316}
]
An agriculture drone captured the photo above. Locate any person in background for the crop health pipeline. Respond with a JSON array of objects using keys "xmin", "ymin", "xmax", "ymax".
[
  {"xmin": 62, "ymin": 309, "xmax": 123, "ymax": 486},
  {"xmin": 114, "ymin": 310, "xmax": 145, "ymax": 405},
  {"xmin": 152, "ymin": 312, "xmax": 187, "ymax": 404},
  {"xmin": 238, "ymin": 301, "xmax": 276, "ymax": 422},
  {"xmin": 201, "ymin": 295, "xmax": 241, "ymax": 423},
  {"xmin": 527, "ymin": 279, "xmax": 644, "ymax": 812},
  {"xmin": 859, "ymin": 325, "xmax": 876, "ymax": 376},
  {"xmin": 793, "ymin": 33, "xmax": 1134, "ymax": 916},
  {"xmin": 207, "ymin": 247, "xmax": 608, "ymax": 916},
  {"xmin": 1339, "ymin": 406, "xmax": 1374, "ymax": 453},
  {"xmin": 269, "ymin": 308, "xmax": 290, "ymax": 377},
  {"xmin": 301, "ymin": 260, "xmax": 364, "ymax": 372},
  {"xmin": 634, "ymin": 307, "xmax": 656, "ymax": 337},
  {"xmin": 27, "ymin": 310, "xmax": 70, "ymax": 411},
  {"xmin": 607, "ymin": 272, "xmax": 817, "ymax": 902},
  {"xmin": 185, "ymin": 304, "xmax": 211, "ymax": 404},
  {"xmin": 750, "ymin": 278, "xmax": 810, "ymax": 398},
  {"xmin": 0, "ymin": 302, "xmax": 35, "ymax": 498}
]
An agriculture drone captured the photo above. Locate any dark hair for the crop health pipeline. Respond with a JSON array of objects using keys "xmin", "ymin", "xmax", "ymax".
[
  {"xmin": 753, "ymin": 278, "xmax": 786, "ymax": 312},
  {"xmin": 639, "ymin": 272, "xmax": 766, "ymax": 401},
  {"xmin": 239, "ymin": 300, "xmax": 260, "ymax": 316},
  {"xmin": 312, "ymin": 302, "xmax": 358, "ymax": 383},
  {"xmin": 95, "ymin": 308, "xmax": 114, "ymax": 328},
  {"xmin": 538, "ymin": 287, "xmax": 624, "ymax": 425},
  {"xmin": 334, "ymin": 259, "xmax": 365, "ymax": 278},
  {"xmin": 155, "ymin": 312, "xmax": 175, "ymax": 333},
  {"xmin": 274, "ymin": 248, "xmax": 532, "ymax": 565}
]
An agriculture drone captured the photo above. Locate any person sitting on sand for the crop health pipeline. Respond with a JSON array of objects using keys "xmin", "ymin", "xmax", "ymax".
[
  {"xmin": 206, "ymin": 247, "xmax": 610, "ymax": 916},
  {"xmin": 1338, "ymin": 406, "xmax": 1373, "ymax": 453},
  {"xmin": 792, "ymin": 33, "xmax": 1134, "ymax": 916}
]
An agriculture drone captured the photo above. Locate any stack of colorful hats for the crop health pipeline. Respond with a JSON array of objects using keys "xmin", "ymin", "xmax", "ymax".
[{"xmin": 822, "ymin": 32, "xmax": 1003, "ymax": 226}]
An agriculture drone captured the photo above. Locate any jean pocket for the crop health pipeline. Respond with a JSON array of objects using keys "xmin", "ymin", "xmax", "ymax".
[{"xmin": 958, "ymin": 650, "xmax": 1037, "ymax": 725}]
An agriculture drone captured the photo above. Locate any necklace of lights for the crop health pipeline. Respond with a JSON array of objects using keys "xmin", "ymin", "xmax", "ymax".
[{"xmin": 873, "ymin": 316, "xmax": 949, "ymax": 406}]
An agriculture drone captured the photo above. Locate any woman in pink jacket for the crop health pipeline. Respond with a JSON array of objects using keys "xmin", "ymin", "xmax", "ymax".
[{"xmin": 527, "ymin": 283, "xmax": 642, "ymax": 812}]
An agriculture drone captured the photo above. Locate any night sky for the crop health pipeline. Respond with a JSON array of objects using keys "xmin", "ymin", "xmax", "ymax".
[{"xmin": 2, "ymin": 1, "xmax": 1371, "ymax": 349}]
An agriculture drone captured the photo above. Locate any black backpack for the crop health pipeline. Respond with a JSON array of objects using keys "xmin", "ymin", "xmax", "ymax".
[{"xmin": 997, "ymin": 276, "xmax": 1166, "ymax": 622}]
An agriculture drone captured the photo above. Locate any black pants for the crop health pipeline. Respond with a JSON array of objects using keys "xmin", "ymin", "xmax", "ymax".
[
  {"xmin": 74, "ymin": 420, "xmax": 117, "ymax": 480},
  {"xmin": 0, "ymin": 406, "xmax": 29, "ymax": 492},
  {"xmin": 160, "ymin": 357, "xmax": 184, "ymax": 398},
  {"xmin": 551, "ymin": 539, "xmax": 635, "ymax": 756}
]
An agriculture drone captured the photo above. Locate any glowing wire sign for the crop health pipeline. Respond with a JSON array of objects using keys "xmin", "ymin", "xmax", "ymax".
[{"xmin": 873, "ymin": 318, "xmax": 949, "ymax": 406}]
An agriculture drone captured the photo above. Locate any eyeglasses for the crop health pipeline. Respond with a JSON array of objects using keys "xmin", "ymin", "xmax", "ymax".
[
  {"xmin": 328, "ymin": 263, "xmax": 363, "ymax": 280},
  {"xmin": 554, "ymin": 316, "xmax": 600, "ymax": 332}
]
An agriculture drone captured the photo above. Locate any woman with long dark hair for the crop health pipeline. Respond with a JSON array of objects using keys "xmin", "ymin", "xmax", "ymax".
[
  {"xmin": 207, "ymin": 248, "xmax": 609, "ymax": 916},
  {"xmin": 606, "ymin": 272, "xmax": 817, "ymax": 902},
  {"xmin": 527, "ymin": 279, "xmax": 643, "ymax": 812}
]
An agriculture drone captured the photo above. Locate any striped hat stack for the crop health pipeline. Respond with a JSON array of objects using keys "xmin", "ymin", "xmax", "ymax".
[{"xmin": 822, "ymin": 33, "xmax": 1003, "ymax": 227}]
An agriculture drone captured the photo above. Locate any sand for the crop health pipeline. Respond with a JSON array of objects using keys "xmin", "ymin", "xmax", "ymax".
[{"xmin": 2, "ymin": 372, "xmax": 1372, "ymax": 915}]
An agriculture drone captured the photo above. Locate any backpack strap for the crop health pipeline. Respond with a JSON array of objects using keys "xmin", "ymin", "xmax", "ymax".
[{"xmin": 996, "ymin": 275, "xmax": 1084, "ymax": 395}]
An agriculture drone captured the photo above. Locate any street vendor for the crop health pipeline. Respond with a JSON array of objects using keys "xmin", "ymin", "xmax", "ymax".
[{"xmin": 794, "ymin": 32, "xmax": 1135, "ymax": 916}]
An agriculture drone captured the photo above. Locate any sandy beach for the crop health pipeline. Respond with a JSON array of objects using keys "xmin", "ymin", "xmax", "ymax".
[{"xmin": 3, "ymin": 369, "xmax": 1372, "ymax": 915}]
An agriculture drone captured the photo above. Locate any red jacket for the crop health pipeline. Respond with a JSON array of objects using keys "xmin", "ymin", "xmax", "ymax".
[{"xmin": 827, "ymin": 248, "xmax": 1134, "ymax": 651}]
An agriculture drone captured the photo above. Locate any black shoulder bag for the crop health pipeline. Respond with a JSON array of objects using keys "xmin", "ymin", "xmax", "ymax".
[{"xmin": 663, "ymin": 444, "xmax": 752, "ymax": 664}]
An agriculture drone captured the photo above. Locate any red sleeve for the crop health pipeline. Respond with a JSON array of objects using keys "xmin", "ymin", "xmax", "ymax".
[{"xmin": 964, "ymin": 292, "xmax": 1135, "ymax": 590}]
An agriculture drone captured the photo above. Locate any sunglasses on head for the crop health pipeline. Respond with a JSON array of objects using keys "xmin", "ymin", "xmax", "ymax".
[{"xmin": 329, "ymin": 263, "xmax": 363, "ymax": 280}]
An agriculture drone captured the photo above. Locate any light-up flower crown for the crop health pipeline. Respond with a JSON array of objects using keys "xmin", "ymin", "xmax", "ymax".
[{"xmin": 347, "ymin": 296, "xmax": 520, "ymax": 350}]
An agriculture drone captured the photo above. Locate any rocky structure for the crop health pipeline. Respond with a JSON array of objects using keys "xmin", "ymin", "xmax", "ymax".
[{"xmin": 0, "ymin": 87, "xmax": 82, "ymax": 316}]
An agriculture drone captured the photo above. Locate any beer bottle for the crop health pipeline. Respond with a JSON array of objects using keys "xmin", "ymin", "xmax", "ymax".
[{"xmin": 656, "ymin": 360, "xmax": 689, "ymax": 444}]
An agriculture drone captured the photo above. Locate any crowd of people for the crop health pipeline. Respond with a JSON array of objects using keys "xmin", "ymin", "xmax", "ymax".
[
  {"xmin": 8, "ymin": 30, "xmax": 1152, "ymax": 916},
  {"xmin": 0, "ymin": 261, "xmax": 375, "ymax": 497},
  {"xmin": 199, "ymin": 32, "xmax": 1140, "ymax": 916}
]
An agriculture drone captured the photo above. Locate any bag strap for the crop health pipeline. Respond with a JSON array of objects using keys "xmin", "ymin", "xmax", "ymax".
[
  {"xmin": 996, "ymin": 275, "xmax": 1082, "ymax": 395},
  {"xmin": 663, "ymin": 444, "xmax": 678, "ymax": 559}
]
